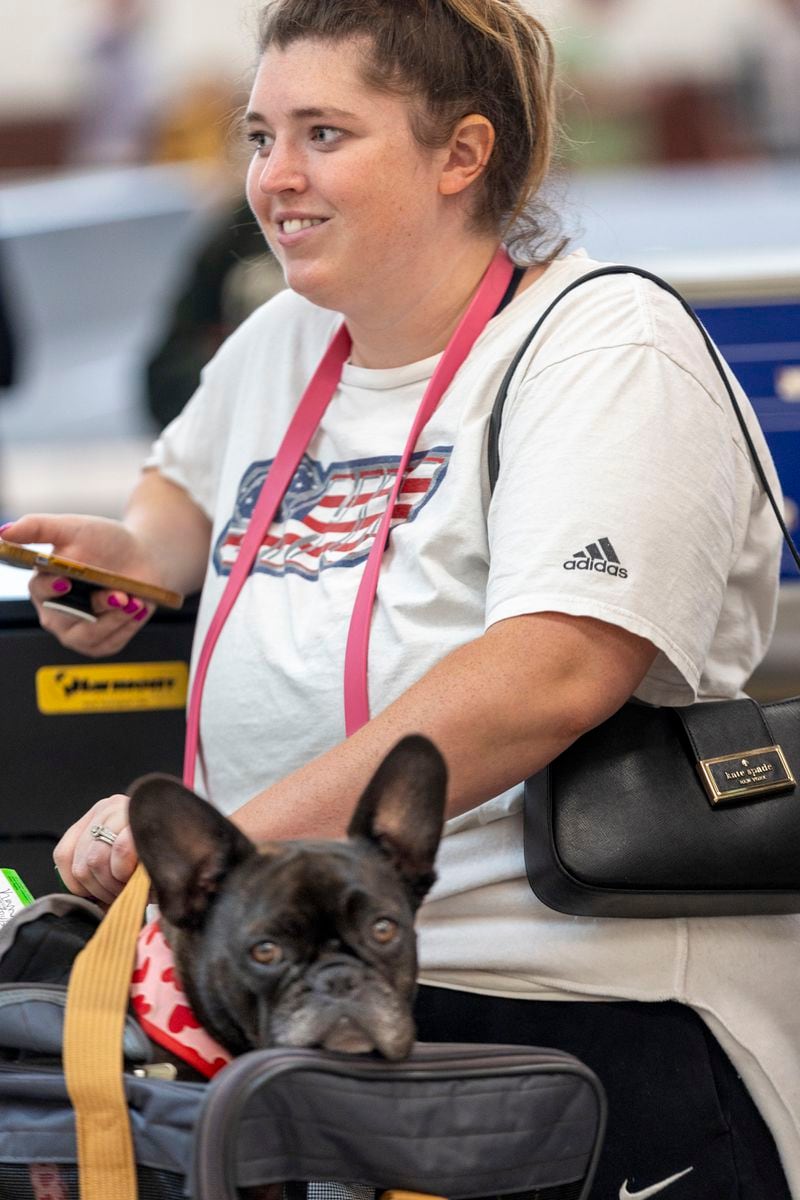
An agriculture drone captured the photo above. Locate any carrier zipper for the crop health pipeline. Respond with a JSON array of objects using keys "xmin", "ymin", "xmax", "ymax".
[
  {"xmin": 0, "ymin": 983, "xmax": 72, "ymax": 1007},
  {"xmin": 132, "ymin": 1062, "xmax": 179, "ymax": 1080},
  {"xmin": 0, "ymin": 981, "xmax": 156, "ymax": 1063}
]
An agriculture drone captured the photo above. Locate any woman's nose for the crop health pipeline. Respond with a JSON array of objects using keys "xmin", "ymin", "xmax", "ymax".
[{"xmin": 255, "ymin": 143, "xmax": 307, "ymax": 195}]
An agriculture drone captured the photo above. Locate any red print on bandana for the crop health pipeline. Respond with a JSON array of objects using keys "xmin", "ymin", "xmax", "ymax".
[{"xmin": 130, "ymin": 921, "xmax": 231, "ymax": 1078}]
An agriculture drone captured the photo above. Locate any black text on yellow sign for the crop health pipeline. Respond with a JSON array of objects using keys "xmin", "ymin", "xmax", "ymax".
[{"xmin": 36, "ymin": 662, "xmax": 189, "ymax": 715}]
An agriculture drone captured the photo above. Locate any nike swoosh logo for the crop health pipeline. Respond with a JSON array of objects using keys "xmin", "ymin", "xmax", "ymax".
[{"xmin": 619, "ymin": 1166, "xmax": 694, "ymax": 1200}]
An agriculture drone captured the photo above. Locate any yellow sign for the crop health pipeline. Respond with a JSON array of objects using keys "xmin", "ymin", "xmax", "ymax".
[{"xmin": 36, "ymin": 662, "xmax": 189, "ymax": 715}]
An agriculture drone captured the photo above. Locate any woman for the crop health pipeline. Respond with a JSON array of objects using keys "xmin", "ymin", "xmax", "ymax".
[{"xmin": 2, "ymin": 2, "xmax": 793, "ymax": 1195}]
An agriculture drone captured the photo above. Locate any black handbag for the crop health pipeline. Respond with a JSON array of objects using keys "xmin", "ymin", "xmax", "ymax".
[{"xmin": 488, "ymin": 265, "xmax": 800, "ymax": 918}]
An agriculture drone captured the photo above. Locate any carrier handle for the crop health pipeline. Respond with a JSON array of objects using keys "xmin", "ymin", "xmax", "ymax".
[{"xmin": 62, "ymin": 864, "xmax": 151, "ymax": 1200}]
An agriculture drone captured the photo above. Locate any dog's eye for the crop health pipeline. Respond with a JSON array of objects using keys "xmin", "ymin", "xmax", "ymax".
[
  {"xmin": 250, "ymin": 940, "xmax": 283, "ymax": 965},
  {"xmin": 371, "ymin": 918, "xmax": 398, "ymax": 945}
]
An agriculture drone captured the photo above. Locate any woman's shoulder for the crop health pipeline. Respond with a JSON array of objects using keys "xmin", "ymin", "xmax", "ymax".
[{"xmin": 503, "ymin": 250, "xmax": 712, "ymax": 381}]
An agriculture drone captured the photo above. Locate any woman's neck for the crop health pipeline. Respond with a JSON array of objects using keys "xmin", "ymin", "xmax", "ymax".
[{"xmin": 345, "ymin": 237, "xmax": 503, "ymax": 369}]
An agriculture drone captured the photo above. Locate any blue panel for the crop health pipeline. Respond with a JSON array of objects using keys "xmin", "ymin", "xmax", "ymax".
[
  {"xmin": 696, "ymin": 302, "xmax": 800, "ymax": 347},
  {"xmin": 744, "ymin": 396, "xmax": 800, "ymax": 434},
  {"xmin": 720, "ymin": 361, "xmax": 800, "ymax": 432},
  {"xmin": 694, "ymin": 302, "xmax": 800, "ymax": 580},
  {"xmin": 764, "ymin": 431, "xmax": 800, "ymax": 580}
]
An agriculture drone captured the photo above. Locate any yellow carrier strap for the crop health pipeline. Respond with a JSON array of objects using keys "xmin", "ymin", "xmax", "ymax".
[
  {"xmin": 63, "ymin": 864, "xmax": 151, "ymax": 1200},
  {"xmin": 379, "ymin": 1193, "xmax": 448, "ymax": 1200}
]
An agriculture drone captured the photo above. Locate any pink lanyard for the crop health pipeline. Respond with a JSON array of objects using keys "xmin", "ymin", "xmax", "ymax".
[{"xmin": 183, "ymin": 247, "xmax": 515, "ymax": 788}]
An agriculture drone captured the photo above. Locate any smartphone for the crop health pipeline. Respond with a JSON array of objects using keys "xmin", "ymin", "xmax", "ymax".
[{"xmin": 0, "ymin": 538, "xmax": 183, "ymax": 622}]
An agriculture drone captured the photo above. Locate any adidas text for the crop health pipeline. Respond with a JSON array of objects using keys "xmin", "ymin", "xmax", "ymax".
[
  {"xmin": 564, "ymin": 558, "xmax": 628, "ymax": 578},
  {"xmin": 564, "ymin": 538, "xmax": 628, "ymax": 577}
]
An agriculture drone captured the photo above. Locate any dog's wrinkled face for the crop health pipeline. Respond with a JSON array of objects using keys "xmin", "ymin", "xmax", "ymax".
[{"xmin": 128, "ymin": 735, "xmax": 446, "ymax": 1062}]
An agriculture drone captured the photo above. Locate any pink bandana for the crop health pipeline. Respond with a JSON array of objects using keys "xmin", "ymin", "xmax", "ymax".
[{"xmin": 130, "ymin": 920, "xmax": 231, "ymax": 1078}]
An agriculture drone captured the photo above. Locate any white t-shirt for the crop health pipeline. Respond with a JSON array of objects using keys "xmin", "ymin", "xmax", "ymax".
[{"xmin": 148, "ymin": 251, "xmax": 799, "ymax": 1190}]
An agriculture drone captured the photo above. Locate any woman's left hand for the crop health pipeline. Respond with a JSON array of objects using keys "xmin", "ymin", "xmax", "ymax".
[{"xmin": 53, "ymin": 793, "xmax": 138, "ymax": 906}]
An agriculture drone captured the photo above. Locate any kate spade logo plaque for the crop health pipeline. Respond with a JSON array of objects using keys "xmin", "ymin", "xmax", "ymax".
[{"xmin": 697, "ymin": 745, "xmax": 796, "ymax": 806}]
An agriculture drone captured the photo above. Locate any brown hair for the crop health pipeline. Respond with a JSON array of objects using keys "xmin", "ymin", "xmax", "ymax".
[{"xmin": 256, "ymin": 0, "xmax": 563, "ymax": 262}]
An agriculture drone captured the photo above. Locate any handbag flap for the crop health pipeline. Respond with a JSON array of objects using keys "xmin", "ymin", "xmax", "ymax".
[{"xmin": 675, "ymin": 698, "xmax": 795, "ymax": 806}]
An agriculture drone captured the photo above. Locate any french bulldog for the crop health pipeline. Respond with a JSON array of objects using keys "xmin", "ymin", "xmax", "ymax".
[{"xmin": 127, "ymin": 734, "xmax": 447, "ymax": 1073}]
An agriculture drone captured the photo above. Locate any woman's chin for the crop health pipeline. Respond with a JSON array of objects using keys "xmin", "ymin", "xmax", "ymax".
[{"xmin": 283, "ymin": 264, "xmax": 346, "ymax": 312}]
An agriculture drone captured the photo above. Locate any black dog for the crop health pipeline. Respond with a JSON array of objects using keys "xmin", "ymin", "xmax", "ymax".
[{"xmin": 128, "ymin": 734, "xmax": 447, "ymax": 1072}]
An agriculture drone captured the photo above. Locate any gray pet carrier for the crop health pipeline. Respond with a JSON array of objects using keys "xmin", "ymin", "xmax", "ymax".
[{"xmin": 0, "ymin": 895, "xmax": 606, "ymax": 1200}]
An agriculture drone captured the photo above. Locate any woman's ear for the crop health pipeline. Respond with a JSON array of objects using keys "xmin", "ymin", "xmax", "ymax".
[{"xmin": 438, "ymin": 113, "xmax": 495, "ymax": 198}]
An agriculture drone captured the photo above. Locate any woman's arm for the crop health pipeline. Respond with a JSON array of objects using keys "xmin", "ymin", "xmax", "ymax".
[
  {"xmin": 122, "ymin": 469, "xmax": 213, "ymax": 596},
  {"xmin": 53, "ymin": 609, "xmax": 655, "ymax": 902},
  {"xmin": 232, "ymin": 609, "xmax": 657, "ymax": 839}
]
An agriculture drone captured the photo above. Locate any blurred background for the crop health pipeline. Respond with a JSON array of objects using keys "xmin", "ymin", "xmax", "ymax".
[{"xmin": 0, "ymin": 0, "xmax": 798, "ymax": 690}]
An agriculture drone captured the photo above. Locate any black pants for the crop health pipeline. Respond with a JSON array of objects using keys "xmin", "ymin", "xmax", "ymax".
[{"xmin": 413, "ymin": 988, "xmax": 790, "ymax": 1200}]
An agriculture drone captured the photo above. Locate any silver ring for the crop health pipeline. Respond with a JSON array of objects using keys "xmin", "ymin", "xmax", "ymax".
[{"xmin": 89, "ymin": 823, "xmax": 117, "ymax": 847}]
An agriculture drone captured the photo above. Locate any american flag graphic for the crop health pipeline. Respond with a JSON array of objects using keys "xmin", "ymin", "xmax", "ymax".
[{"xmin": 213, "ymin": 447, "xmax": 452, "ymax": 580}]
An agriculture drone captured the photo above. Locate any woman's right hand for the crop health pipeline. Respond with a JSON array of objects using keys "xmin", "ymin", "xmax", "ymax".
[
  {"xmin": 54, "ymin": 794, "xmax": 137, "ymax": 906},
  {"xmin": 1, "ymin": 513, "xmax": 160, "ymax": 657}
]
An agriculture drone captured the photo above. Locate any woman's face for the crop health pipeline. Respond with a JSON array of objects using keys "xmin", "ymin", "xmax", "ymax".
[{"xmin": 245, "ymin": 38, "xmax": 458, "ymax": 315}]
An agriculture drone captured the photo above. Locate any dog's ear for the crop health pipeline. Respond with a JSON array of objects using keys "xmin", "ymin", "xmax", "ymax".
[
  {"xmin": 128, "ymin": 774, "xmax": 255, "ymax": 930},
  {"xmin": 347, "ymin": 735, "xmax": 447, "ymax": 908}
]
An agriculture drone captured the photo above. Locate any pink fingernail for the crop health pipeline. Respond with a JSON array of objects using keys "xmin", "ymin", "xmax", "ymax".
[
  {"xmin": 134, "ymin": 607, "xmax": 149, "ymax": 623},
  {"xmin": 123, "ymin": 599, "xmax": 139, "ymax": 615},
  {"xmin": 107, "ymin": 594, "xmax": 122, "ymax": 609},
  {"xmin": 51, "ymin": 578, "xmax": 70, "ymax": 594},
  {"xmin": 0, "ymin": 523, "xmax": 13, "ymax": 537}
]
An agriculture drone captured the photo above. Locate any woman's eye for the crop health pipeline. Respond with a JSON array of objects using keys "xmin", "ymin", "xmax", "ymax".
[
  {"xmin": 250, "ymin": 940, "xmax": 282, "ymax": 965},
  {"xmin": 311, "ymin": 126, "xmax": 343, "ymax": 147},
  {"xmin": 371, "ymin": 918, "xmax": 399, "ymax": 945},
  {"xmin": 246, "ymin": 131, "xmax": 273, "ymax": 156}
]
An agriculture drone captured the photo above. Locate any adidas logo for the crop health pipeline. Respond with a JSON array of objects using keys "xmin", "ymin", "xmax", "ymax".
[{"xmin": 563, "ymin": 537, "xmax": 628, "ymax": 578}]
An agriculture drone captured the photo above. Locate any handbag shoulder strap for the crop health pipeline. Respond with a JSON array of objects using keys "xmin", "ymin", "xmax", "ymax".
[{"xmin": 487, "ymin": 264, "xmax": 800, "ymax": 571}]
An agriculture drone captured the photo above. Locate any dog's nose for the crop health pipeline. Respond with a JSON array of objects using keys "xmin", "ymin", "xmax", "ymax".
[{"xmin": 316, "ymin": 961, "xmax": 360, "ymax": 997}]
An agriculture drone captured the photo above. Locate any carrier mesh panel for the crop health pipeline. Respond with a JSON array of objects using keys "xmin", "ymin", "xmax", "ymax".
[
  {"xmin": 279, "ymin": 1185, "xmax": 583, "ymax": 1200},
  {"xmin": 1, "ymin": 1167, "xmax": 583, "ymax": 1200},
  {"xmin": 299, "ymin": 1186, "xmax": 375, "ymax": 1200},
  {"xmin": 0, "ymin": 1162, "xmax": 186, "ymax": 1200}
]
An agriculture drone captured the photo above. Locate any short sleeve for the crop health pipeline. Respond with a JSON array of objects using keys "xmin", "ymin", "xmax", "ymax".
[
  {"xmin": 144, "ymin": 331, "xmax": 244, "ymax": 520},
  {"xmin": 485, "ymin": 340, "xmax": 747, "ymax": 700}
]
